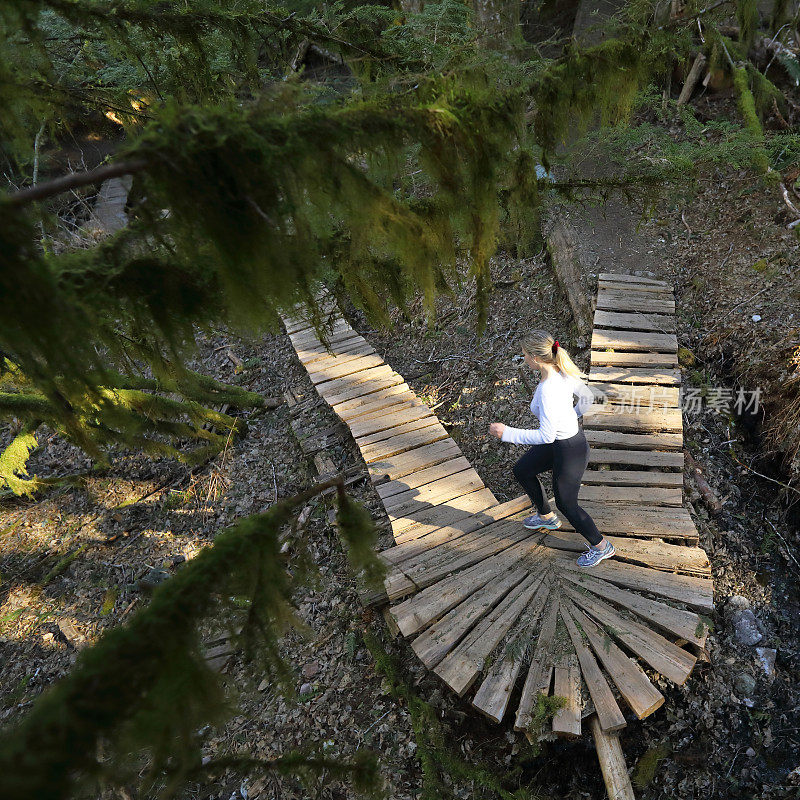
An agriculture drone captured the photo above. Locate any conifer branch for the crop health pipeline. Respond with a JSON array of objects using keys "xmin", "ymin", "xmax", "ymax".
[
  {"xmin": 0, "ymin": 474, "xmax": 381, "ymax": 799},
  {"xmin": 4, "ymin": 159, "xmax": 147, "ymax": 207}
]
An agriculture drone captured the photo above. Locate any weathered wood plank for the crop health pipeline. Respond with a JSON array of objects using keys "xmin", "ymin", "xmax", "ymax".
[
  {"xmin": 384, "ymin": 472, "xmax": 486, "ymax": 518},
  {"xmin": 561, "ymin": 604, "xmax": 626, "ymax": 733},
  {"xmin": 595, "ymin": 292, "xmax": 675, "ymax": 314},
  {"xmin": 389, "ymin": 537, "xmax": 541, "ymax": 635},
  {"xmin": 590, "ymin": 716, "xmax": 636, "ymax": 800},
  {"xmin": 552, "ymin": 653, "xmax": 582, "ymax": 738},
  {"xmin": 544, "ymin": 531, "xmax": 710, "ymax": 575},
  {"xmin": 435, "ymin": 573, "xmax": 544, "ymax": 696},
  {"xmin": 376, "ymin": 457, "xmax": 474, "ymax": 500},
  {"xmin": 368, "ymin": 439, "xmax": 464, "ymax": 482},
  {"xmin": 578, "ymin": 485, "xmax": 683, "ymax": 505},
  {"xmin": 568, "ymin": 602, "xmax": 665, "ymax": 719},
  {"xmin": 598, "ymin": 273, "xmax": 670, "ymax": 287},
  {"xmin": 589, "ymin": 365, "xmax": 681, "ymax": 385},
  {"xmin": 411, "ymin": 567, "xmax": 531, "ymax": 668},
  {"xmin": 562, "ymin": 571, "xmax": 709, "ymax": 647},
  {"xmin": 583, "ymin": 406, "xmax": 683, "ymax": 433},
  {"xmin": 471, "ymin": 580, "xmax": 551, "ymax": 723},
  {"xmin": 379, "ymin": 497, "xmax": 530, "ymax": 567},
  {"xmin": 567, "ymin": 588, "xmax": 697, "ymax": 685},
  {"xmin": 588, "ymin": 447, "xmax": 684, "ymax": 468},
  {"xmin": 581, "ymin": 469, "xmax": 683, "ymax": 488},
  {"xmin": 594, "ymin": 309, "xmax": 676, "ymax": 333},
  {"xmin": 591, "ymin": 329, "xmax": 678, "ymax": 353},
  {"xmin": 585, "ymin": 429, "xmax": 684, "ymax": 451},
  {"xmin": 308, "ymin": 353, "xmax": 387, "ymax": 385},
  {"xmin": 591, "ymin": 350, "xmax": 679, "ymax": 368},
  {"xmin": 555, "ymin": 552, "xmax": 714, "ymax": 612},
  {"xmin": 515, "ymin": 600, "xmax": 559, "ymax": 732},
  {"xmin": 589, "ymin": 382, "xmax": 681, "ymax": 408}
]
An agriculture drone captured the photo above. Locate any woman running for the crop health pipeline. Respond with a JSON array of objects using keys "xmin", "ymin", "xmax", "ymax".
[{"xmin": 488, "ymin": 330, "xmax": 615, "ymax": 568}]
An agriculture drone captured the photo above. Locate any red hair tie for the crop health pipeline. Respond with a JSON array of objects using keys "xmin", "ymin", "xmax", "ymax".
[{"xmin": 552, "ymin": 340, "xmax": 560, "ymax": 353}]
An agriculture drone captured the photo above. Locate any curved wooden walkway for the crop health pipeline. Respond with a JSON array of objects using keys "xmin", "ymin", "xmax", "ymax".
[{"xmin": 283, "ymin": 274, "xmax": 713, "ymax": 788}]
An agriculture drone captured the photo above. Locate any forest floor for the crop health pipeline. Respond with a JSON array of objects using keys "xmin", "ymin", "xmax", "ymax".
[{"xmin": 2, "ymin": 100, "xmax": 800, "ymax": 799}]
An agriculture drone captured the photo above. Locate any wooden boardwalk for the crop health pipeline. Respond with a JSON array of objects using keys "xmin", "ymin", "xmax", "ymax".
[{"xmin": 283, "ymin": 274, "xmax": 712, "ymax": 776}]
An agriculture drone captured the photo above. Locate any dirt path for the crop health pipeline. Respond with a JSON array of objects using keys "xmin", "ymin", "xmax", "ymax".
[{"xmin": 559, "ymin": 195, "xmax": 674, "ymax": 282}]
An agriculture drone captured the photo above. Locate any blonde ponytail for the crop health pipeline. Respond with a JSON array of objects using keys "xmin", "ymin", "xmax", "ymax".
[{"xmin": 520, "ymin": 329, "xmax": 586, "ymax": 380}]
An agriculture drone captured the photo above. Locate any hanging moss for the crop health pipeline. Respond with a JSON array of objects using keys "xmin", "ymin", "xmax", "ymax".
[
  {"xmin": 736, "ymin": 0, "xmax": 760, "ymax": 50},
  {"xmin": 0, "ymin": 423, "xmax": 41, "ymax": 496},
  {"xmin": 732, "ymin": 64, "xmax": 771, "ymax": 173}
]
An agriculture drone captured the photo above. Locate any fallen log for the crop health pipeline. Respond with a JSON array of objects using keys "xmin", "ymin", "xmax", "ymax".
[
  {"xmin": 545, "ymin": 218, "xmax": 593, "ymax": 335},
  {"xmin": 684, "ymin": 450, "xmax": 723, "ymax": 515},
  {"xmin": 677, "ymin": 53, "xmax": 707, "ymax": 105},
  {"xmin": 590, "ymin": 715, "xmax": 635, "ymax": 800}
]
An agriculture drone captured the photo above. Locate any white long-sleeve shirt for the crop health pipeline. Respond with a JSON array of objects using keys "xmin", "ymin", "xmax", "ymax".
[{"xmin": 501, "ymin": 371, "xmax": 594, "ymax": 446}]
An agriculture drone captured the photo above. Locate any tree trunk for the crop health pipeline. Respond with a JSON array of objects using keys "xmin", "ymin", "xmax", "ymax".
[
  {"xmin": 545, "ymin": 217, "xmax": 593, "ymax": 336},
  {"xmin": 473, "ymin": 0, "xmax": 521, "ymax": 54}
]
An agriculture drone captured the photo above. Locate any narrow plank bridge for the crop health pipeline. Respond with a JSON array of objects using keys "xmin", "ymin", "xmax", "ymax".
[{"xmin": 283, "ymin": 274, "xmax": 713, "ymax": 798}]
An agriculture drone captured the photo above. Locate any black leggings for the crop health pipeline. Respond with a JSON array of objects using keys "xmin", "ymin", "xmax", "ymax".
[{"xmin": 512, "ymin": 430, "xmax": 603, "ymax": 546}]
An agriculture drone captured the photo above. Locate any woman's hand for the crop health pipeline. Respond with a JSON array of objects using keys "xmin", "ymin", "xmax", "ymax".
[{"xmin": 489, "ymin": 422, "xmax": 506, "ymax": 439}]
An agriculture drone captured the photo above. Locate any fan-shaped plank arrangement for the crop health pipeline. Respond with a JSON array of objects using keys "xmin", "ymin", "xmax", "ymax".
[{"xmin": 283, "ymin": 274, "xmax": 713, "ymax": 796}]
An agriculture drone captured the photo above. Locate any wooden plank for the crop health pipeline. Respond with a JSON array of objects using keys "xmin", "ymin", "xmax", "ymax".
[
  {"xmin": 595, "ymin": 292, "xmax": 675, "ymax": 315},
  {"xmin": 593, "ymin": 309, "xmax": 676, "ymax": 333},
  {"xmin": 566, "ymin": 588, "xmax": 697, "ymax": 685},
  {"xmin": 598, "ymin": 280, "xmax": 673, "ymax": 295},
  {"xmin": 514, "ymin": 600, "xmax": 559, "ymax": 732},
  {"xmin": 322, "ymin": 372, "xmax": 405, "ymax": 406},
  {"xmin": 385, "ymin": 472, "xmax": 486, "ymax": 518},
  {"xmin": 589, "ymin": 365, "xmax": 681, "ymax": 385},
  {"xmin": 543, "ymin": 531, "xmax": 710, "ymax": 575},
  {"xmin": 316, "ymin": 364, "xmax": 401, "ymax": 399},
  {"xmin": 297, "ymin": 340, "xmax": 375, "ymax": 366},
  {"xmin": 583, "ymin": 407, "xmax": 683, "ymax": 434},
  {"xmin": 471, "ymin": 581, "xmax": 551, "ymax": 723},
  {"xmin": 389, "ymin": 537, "xmax": 541, "ymax": 635},
  {"xmin": 308, "ymin": 353, "xmax": 386, "ymax": 385},
  {"xmin": 390, "ymin": 487, "xmax": 498, "ymax": 538},
  {"xmin": 561, "ymin": 571, "xmax": 709, "ymax": 647},
  {"xmin": 591, "ymin": 329, "xmax": 678, "ymax": 353},
  {"xmin": 578, "ymin": 485, "xmax": 682, "ymax": 506},
  {"xmin": 590, "ymin": 716, "xmax": 636, "ymax": 800},
  {"xmin": 581, "ymin": 469, "xmax": 683, "ymax": 488},
  {"xmin": 598, "ymin": 273, "xmax": 669, "ymax": 287},
  {"xmin": 411, "ymin": 567, "xmax": 531, "ymax": 668},
  {"xmin": 561, "ymin": 605, "xmax": 626, "ymax": 733},
  {"xmin": 589, "ymin": 447, "xmax": 684, "ymax": 469},
  {"xmin": 389, "ymin": 520, "xmax": 531, "ymax": 593},
  {"xmin": 567, "ymin": 500, "xmax": 697, "ymax": 541},
  {"xmin": 355, "ymin": 416, "xmax": 442, "ymax": 449},
  {"xmin": 377, "ymin": 457, "xmax": 474, "ymax": 500},
  {"xmin": 345, "ymin": 399, "xmax": 427, "ymax": 431},
  {"xmin": 588, "ymin": 382, "xmax": 681, "ymax": 407},
  {"xmin": 555, "ymin": 552, "xmax": 714, "ymax": 612},
  {"xmin": 584, "ymin": 429, "xmax": 683, "ymax": 451},
  {"xmin": 288, "ymin": 320, "xmax": 353, "ymax": 346},
  {"xmin": 568, "ymin": 602, "xmax": 664, "ymax": 719},
  {"xmin": 379, "ymin": 496, "xmax": 530, "ymax": 567},
  {"xmin": 334, "ymin": 382, "xmax": 414, "ymax": 416},
  {"xmin": 351, "ymin": 407, "xmax": 439, "ymax": 441},
  {"xmin": 551, "ymin": 653, "xmax": 582, "ymax": 738},
  {"xmin": 435, "ymin": 573, "xmax": 543, "ymax": 696},
  {"xmin": 367, "ymin": 439, "xmax": 463, "ymax": 482},
  {"xmin": 591, "ymin": 350, "xmax": 679, "ymax": 368},
  {"xmin": 359, "ymin": 423, "xmax": 450, "ymax": 463}
]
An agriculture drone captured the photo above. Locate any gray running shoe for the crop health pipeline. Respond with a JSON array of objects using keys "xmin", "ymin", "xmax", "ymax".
[
  {"xmin": 523, "ymin": 513, "xmax": 562, "ymax": 530},
  {"xmin": 576, "ymin": 540, "xmax": 616, "ymax": 568}
]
